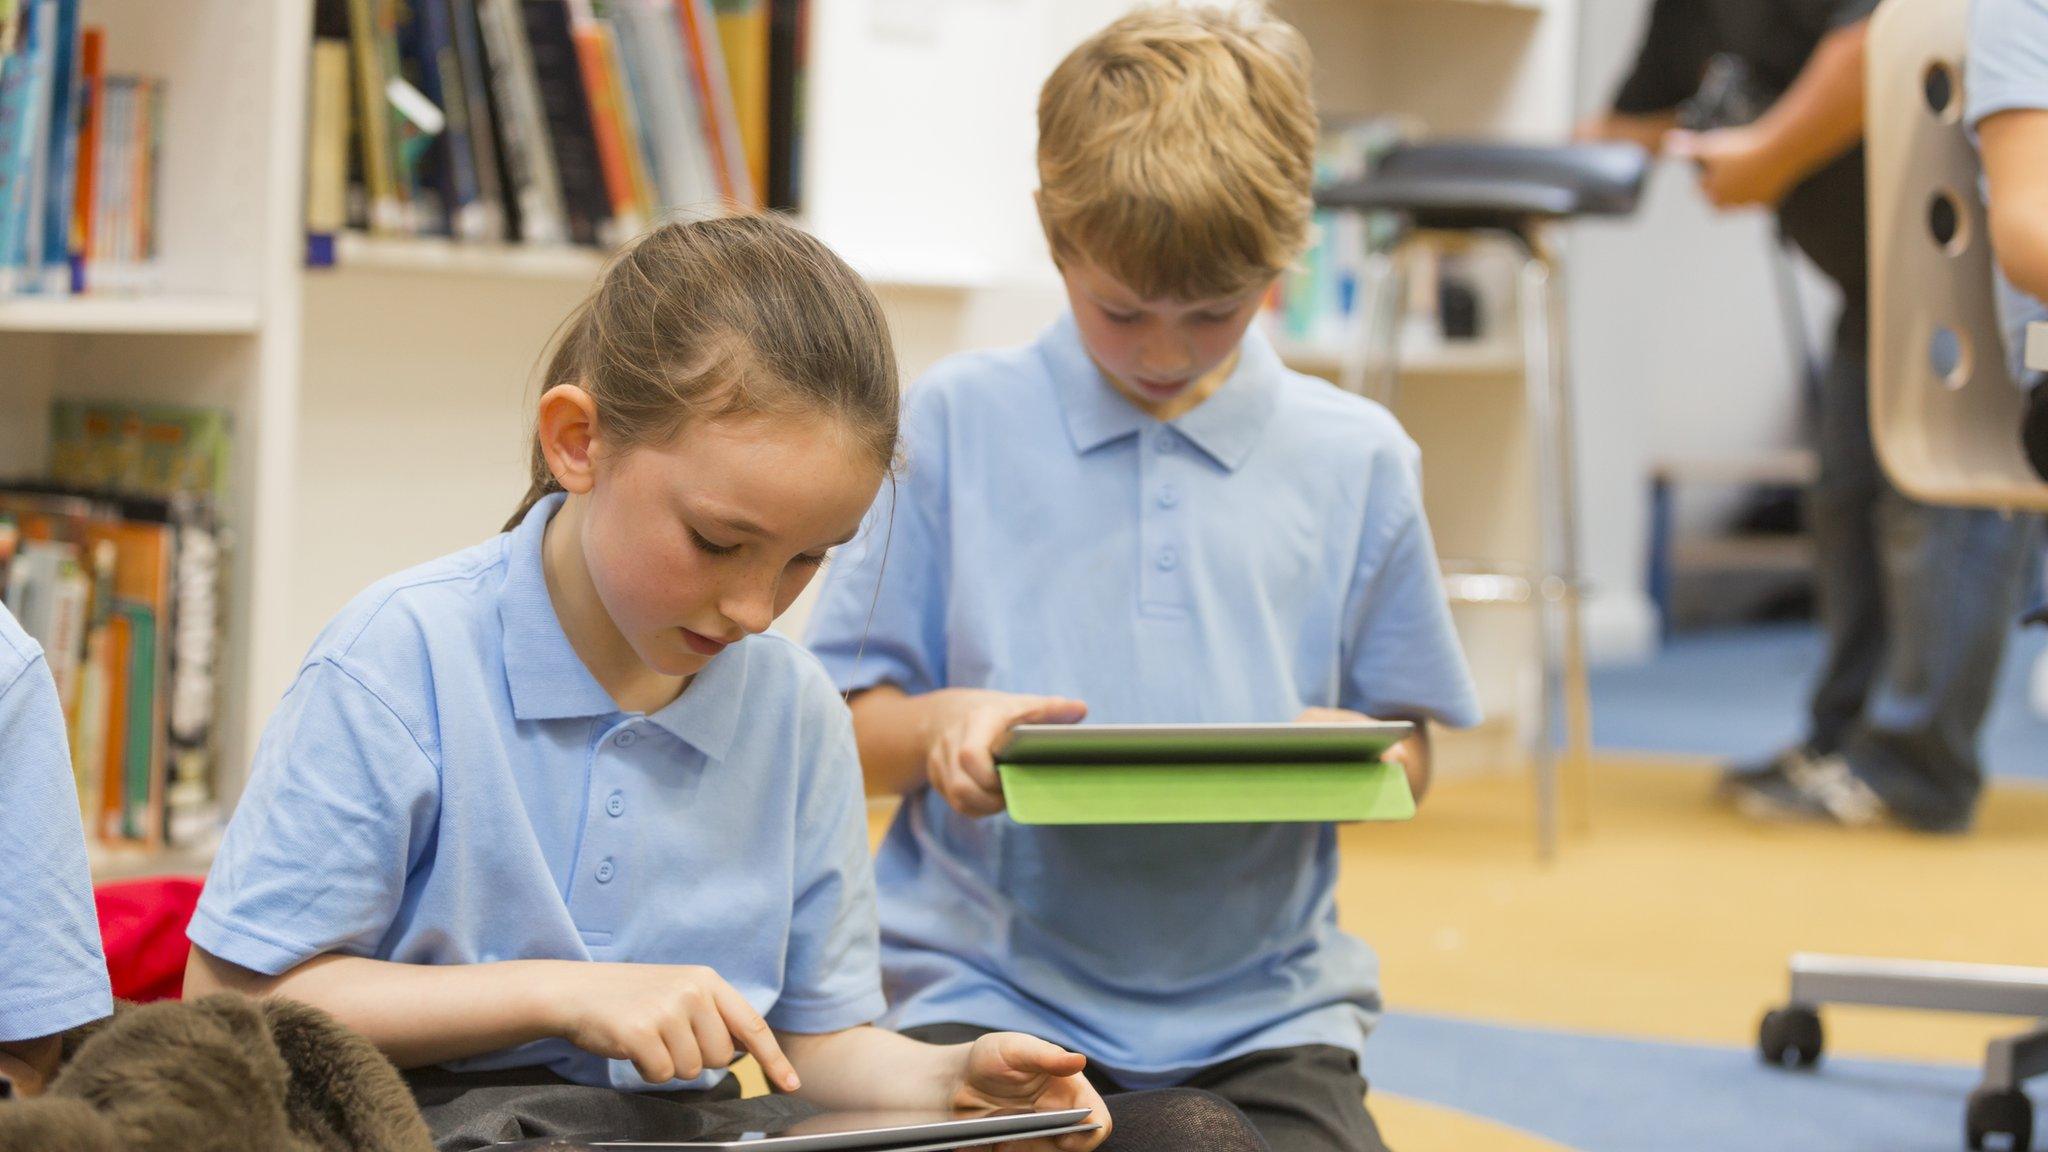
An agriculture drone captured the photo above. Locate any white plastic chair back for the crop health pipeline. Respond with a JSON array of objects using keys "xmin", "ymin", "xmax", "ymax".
[{"xmin": 1868, "ymin": 0, "xmax": 2048, "ymax": 509}]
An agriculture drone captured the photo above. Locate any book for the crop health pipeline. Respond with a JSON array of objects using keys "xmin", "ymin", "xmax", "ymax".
[
  {"xmin": 710, "ymin": 0, "xmax": 768, "ymax": 204},
  {"xmin": 65, "ymin": 23, "xmax": 96, "ymax": 290},
  {"xmin": 34, "ymin": 0, "xmax": 77, "ymax": 293},
  {"xmin": 0, "ymin": 0, "xmax": 57, "ymax": 294},
  {"xmin": 444, "ymin": 0, "xmax": 510, "ymax": 241},
  {"xmin": 595, "ymin": 19, "xmax": 657, "ymax": 223},
  {"xmin": 475, "ymin": 0, "xmax": 566, "ymax": 243},
  {"xmin": 566, "ymin": 2, "xmax": 641, "ymax": 239},
  {"xmin": 764, "ymin": 0, "xmax": 802, "ymax": 212},
  {"xmin": 612, "ymin": 0, "xmax": 716, "ymax": 212},
  {"xmin": 347, "ymin": 0, "xmax": 404, "ymax": 233},
  {"xmin": 306, "ymin": 38, "xmax": 352, "ymax": 266},
  {"xmin": 677, "ymin": 0, "xmax": 751, "ymax": 208},
  {"xmin": 517, "ymin": 0, "xmax": 608, "ymax": 245}
]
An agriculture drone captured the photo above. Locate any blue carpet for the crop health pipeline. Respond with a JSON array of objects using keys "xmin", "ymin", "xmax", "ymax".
[
  {"xmin": 1590, "ymin": 624, "xmax": 2048, "ymax": 783},
  {"xmin": 1368, "ymin": 1011, "xmax": 2036, "ymax": 1152}
]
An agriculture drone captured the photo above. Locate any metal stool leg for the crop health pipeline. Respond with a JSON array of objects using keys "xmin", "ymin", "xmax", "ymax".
[
  {"xmin": 1537, "ymin": 241, "xmax": 1597, "ymax": 836},
  {"xmin": 1339, "ymin": 244, "xmax": 1407, "ymax": 407},
  {"xmin": 1519, "ymin": 256, "xmax": 1564, "ymax": 860},
  {"xmin": 1518, "ymin": 246, "xmax": 1595, "ymax": 859}
]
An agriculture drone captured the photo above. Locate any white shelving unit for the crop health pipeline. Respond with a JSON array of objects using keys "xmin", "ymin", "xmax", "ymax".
[{"xmin": 0, "ymin": 0, "xmax": 1580, "ymax": 871}]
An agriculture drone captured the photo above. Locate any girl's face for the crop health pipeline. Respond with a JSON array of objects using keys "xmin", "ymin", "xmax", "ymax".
[
  {"xmin": 581, "ymin": 412, "xmax": 883, "ymax": 679},
  {"xmin": 1061, "ymin": 258, "xmax": 1270, "ymax": 420}
]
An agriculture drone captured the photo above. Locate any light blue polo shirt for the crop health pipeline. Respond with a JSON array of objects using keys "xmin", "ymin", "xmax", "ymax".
[
  {"xmin": 805, "ymin": 314, "xmax": 1480, "ymax": 1088},
  {"xmin": 1969, "ymin": 0, "xmax": 2048, "ymax": 389},
  {"xmin": 191, "ymin": 493, "xmax": 885, "ymax": 1090},
  {"xmin": 0, "ymin": 603, "xmax": 112, "ymax": 1042}
]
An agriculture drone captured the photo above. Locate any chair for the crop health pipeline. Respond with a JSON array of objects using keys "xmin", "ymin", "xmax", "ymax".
[
  {"xmin": 1317, "ymin": 141, "xmax": 1650, "ymax": 859},
  {"xmin": 1755, "ymin": 2, "xmax": 2048, "ymax": 1149}
]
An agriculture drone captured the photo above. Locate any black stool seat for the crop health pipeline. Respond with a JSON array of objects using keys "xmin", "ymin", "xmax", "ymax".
[{"xmin": 1317, "ymin": 141, "xmax": 1651, "ymax": 234}]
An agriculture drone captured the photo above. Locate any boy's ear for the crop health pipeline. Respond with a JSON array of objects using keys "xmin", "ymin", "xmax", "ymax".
[{"xmin": 536, "ymin": 384, "xmax": 602, "ymax": 496}]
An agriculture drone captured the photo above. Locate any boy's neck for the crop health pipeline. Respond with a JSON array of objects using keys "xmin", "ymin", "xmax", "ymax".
[
  {"xmin": 540, "ymin": 496, "xmax": 689, "ymax": 715},
  {"xmin": 1101, "ymin": 346, "xmax": 1241, "ymax": 423}
]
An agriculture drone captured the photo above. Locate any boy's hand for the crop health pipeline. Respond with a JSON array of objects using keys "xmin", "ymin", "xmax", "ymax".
[
  {"xmin": 925, "ymin": 690, "xmax": 1088, "ymax": 818},
  {"xmin": 1295, "ymin": 706, "xmax": 1425, "ymax": 798},
  {"xmin": 950, "ymin": 1033, "xmax": 1111, "ymax": 1152},
  {"xmin": 537, "ymin": 961, "xmax": 801, "ymax": 1092}
]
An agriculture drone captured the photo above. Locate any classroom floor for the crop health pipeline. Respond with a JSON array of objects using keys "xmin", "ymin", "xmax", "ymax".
[{"xmin": 1354, "ymin": 622, "xmax": 2048, "ymax": 1152}]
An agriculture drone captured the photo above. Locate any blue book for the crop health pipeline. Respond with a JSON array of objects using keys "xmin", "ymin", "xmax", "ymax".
[
  {"xmin": 34, "ymin": 0, "xmax": 76, "ymax": 293},
  {"xmin": 0, "ymin": 0, "xmax": 55, "ymax": 296}
]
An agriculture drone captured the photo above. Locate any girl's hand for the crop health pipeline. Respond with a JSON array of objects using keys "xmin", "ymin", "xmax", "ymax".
[
  {"xmin": 925, "ymin": 690, "xmax": 1088, "ymax": 818},
  {"xmin": 950, "ymin": 1033, "xmax": 1111, "ymax": 1152},
  {"xmin": 535, "ymin": 961, "xmax": 801, "ymax": 1092},
  {"xmin": 1295, "ymin": 706, "xmax": 1425, "ymax": 798}
]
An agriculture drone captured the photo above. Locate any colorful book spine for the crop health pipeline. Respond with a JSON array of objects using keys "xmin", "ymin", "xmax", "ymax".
[
  {"xmin": 0, "ymin": 1, "xmax": 56, "ymax": 294},
  {"xmin": 347, "ymin": 0, "xmax": 404, "ymax": 233},
  {"xmin": 678, "ymin": 0, "xmax": 752, "ymax": 208},
  {"xmin": 34, "ymin": 0, "xmax": 77, "ymax": 292},
  {"xmin": 517, "ymin": 0, "xmax": 609, "ymax": 246},
  {"xmin": 567, "ymin": 7, "xmax": 641, "ymax": 240},
  {"xmin": 475, "ymin": 0, "xmax": 566, "ymax": 244},
  {"xmin": 65, "ymin": 23, "xmax": 97, "ymax": 291},
  {"xmin": 710, "ymin": 0, "xmax": 768, "ymax": 204},
  {"xmin": 446, "ymin": 0, "xmax": 510, "ymax": 241}
]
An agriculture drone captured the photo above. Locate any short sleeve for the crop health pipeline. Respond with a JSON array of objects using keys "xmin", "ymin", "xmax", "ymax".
[
  {"xmin": 805, "ymin": 384, "xmax": 952, "ymax": 697},
  {"xmin": 1611, "ymin": 0, "xmax": 1717, "ymax": 116},
  {"xmin": 1967, "ymin": 0, "xmax": 2048, "ymax": 126},
  {"xmin": 767, "ymin": 689, "xmax": 885, "ymax": 1033},
  {"xmin": 1339, "ymin": 444, "xmax": 1483, "ymax": 728},
  {"xmin": 187, "ymin": 658, "xmax": 440, "ymax": 975},
  {"xmin": 0, "ymin": 648, "xmax": 113, "ymax": 1041}
]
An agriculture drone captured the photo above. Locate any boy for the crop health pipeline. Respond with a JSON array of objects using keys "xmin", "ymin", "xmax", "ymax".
[
  {"xmin": 0, "ymin": 601, "xmax": 113, "ymax": 1096},
  {"xmin": 805, "ymin": 8, "xmax": 1479, "ymax": 1151}
]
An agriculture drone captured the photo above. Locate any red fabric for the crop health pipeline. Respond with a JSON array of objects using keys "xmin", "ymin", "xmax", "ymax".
[{"xmin": 93, "ymin": 877, "xmax": 204, "ymax": 1002}]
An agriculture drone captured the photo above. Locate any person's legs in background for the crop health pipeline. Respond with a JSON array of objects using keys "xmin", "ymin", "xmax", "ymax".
[{"xmin": 1734, "ymin": 322, "xmax": 2039, "ymax": 830}]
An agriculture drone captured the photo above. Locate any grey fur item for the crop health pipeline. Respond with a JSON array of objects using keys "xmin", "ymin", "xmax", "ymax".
[{"xmin": 0, "ymin": 993, "xmax": 433, "ymax": 1152}]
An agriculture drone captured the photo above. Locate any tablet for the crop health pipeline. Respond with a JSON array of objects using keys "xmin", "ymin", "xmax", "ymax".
[
  {"xmin": 993, "ymin": 721, "xmax": 1415, "ymax": 766},
  {"xmin": 489, "ymin": 1108, "xmax": 1098, "ymax": 1152}
]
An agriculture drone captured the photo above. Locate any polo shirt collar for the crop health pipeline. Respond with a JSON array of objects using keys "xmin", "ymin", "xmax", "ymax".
[{"xmin": 1041, "ymin": 312, "xmax": 1282, "ymax": 472}]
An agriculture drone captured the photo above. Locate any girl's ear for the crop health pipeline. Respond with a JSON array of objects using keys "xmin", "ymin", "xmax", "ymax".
[{"xmin": 537, "ymin": 384, "xmax": 602, "ymax": 495}]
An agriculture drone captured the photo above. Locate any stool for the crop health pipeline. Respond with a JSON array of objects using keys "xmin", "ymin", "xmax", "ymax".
[{"xmin": 1317, "ymin": 140, "xmax": 1650, "ymax": 859}]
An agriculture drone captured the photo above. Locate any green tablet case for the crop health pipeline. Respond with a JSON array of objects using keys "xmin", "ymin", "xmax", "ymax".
[{"xmin": 998, "ymin": 759, "xmax": 1416, "ymax": 826}]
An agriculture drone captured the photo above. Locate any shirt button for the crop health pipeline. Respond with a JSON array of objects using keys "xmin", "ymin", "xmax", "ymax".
[
  {"xmin": 595, "ymin": 858, "xmax": 616, "ymax": 884},
  {"xmin": 606, "ymin": 791, "xmax": 625, "ymax": 818},
  {"xmin": 1156, "ymin": 546, "xmax": 1179, "ymax": 571},
  {"xmin": 1156, "ymin": 485, "xmax": 1180, "ymax": 509},
  {"xmin": 615, "ymin": 729, "xmax": 637, "ymax": 749}
]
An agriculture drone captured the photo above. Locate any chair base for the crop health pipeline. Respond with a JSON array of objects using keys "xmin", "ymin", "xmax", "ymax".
[{"xmin": 1760, "ymin": 953, "xmax": 2048, "ymax": 1150}]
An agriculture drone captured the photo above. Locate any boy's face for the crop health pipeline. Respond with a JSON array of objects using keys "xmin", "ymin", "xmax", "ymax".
[{"xmin": 1061, "ymin": 258, "xmax": 1271, "ymax": 421}]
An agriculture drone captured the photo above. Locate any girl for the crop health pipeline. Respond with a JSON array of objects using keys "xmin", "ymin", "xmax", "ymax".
[{"xmin": 181, "ymin": 215, "xmax": 1262, "ymax": 1152}]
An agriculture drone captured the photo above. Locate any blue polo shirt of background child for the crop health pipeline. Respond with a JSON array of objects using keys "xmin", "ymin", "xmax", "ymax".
[
  {"xmin": 190, "ymin": 493, "xmax": 885, "ymax": 1091},
  {"xmin": 0, "ymin": 603, "xmax": 113, "ymax": 1043},
  {"xmin": 1968, "ymin": 0, "xmax": 2048, "ymax": 389},
  {"xmin": 805, "ymin": 315, "xmax": 1480, "ymax": 1088}
]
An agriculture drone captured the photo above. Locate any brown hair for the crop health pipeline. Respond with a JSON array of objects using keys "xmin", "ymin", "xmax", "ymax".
[
  {"xmin": 506, "ymin": 213, "xmax": 900, "ymax": 531},
  {"xmin": 1036, "ymin": 2, "xmax": 1318, "ymax": 301}
]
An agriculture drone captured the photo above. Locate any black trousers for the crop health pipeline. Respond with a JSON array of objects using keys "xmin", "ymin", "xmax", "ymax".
[{"xmin": 902, "ymin": 1023, "xmax": 1389, "ymax": 1152}]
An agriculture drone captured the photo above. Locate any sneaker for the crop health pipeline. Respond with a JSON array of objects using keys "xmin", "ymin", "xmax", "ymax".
[
  {"xmin": 1713, "ymin": 745, "xmax": 1822, "ymax": 805},
  {"xmin": 1731, "ymin": 753, "xmax": 1888, "ymax": 826}
]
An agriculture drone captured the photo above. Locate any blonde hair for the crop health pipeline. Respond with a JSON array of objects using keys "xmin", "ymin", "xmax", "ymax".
[
  {"xmin": 507, "ymin": 214, "xmax": 900, "ymax": 530},
  {"xmin": 1036, "ymin": 2, "xmax": 1318, "ymax": 301}
]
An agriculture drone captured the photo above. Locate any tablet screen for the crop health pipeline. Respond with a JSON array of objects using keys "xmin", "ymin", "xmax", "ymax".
[{"xmin": 994, "ymin": 721, "xmax": 1415, "ymax": 765}]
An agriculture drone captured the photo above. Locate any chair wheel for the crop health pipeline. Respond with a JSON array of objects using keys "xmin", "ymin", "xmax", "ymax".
[
  {"xmin": 1967, "ymin": 1087, "xmax": 2033, "ymax": 1152},
  {"xmin": 1757, "ymin": 1005, "xmax": 1824, "ymax": 1069}
]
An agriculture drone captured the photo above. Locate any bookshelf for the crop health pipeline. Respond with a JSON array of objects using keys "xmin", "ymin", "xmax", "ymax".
[{"xmin": 0, "ymin": 0, "xmax": 1583, "ymax": 875}]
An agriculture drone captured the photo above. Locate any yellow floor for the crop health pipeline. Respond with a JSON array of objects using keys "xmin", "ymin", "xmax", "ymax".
[{"xmin": 1342, "ymin": 757, "xmax": 2048, "ymax": 1065}]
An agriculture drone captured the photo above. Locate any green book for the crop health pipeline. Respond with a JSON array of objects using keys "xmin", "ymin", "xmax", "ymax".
[{"xmin": 117, "ymin": 601, "xmax": 155, "ymax": 841}]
